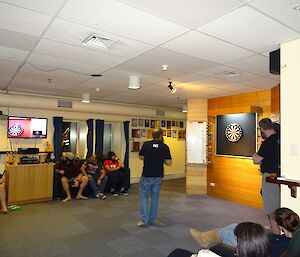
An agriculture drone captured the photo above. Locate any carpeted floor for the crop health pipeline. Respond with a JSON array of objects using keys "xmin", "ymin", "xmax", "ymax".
[{"xmin": 0, "ymin": 179, "xmax": 267, "ymax": 257}]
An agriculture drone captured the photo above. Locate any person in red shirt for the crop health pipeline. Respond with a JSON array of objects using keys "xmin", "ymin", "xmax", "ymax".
[{"xmin": 103, "ymin": 151, "xmax": 129, "ymax": 196}]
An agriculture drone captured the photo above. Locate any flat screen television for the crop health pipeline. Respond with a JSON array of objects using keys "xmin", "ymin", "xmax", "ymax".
[{"xmin": 8, "ymin": 116, "xmax": 48, "ymax": 138}]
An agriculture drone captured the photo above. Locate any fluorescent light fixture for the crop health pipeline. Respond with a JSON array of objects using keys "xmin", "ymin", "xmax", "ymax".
[
  {"xmin": 128, "ymin": 75, "xmax": 141, "ymax": 90},
  {"xmin": 81, "ymin": 93, "xmax": 91, "ymax": 103},
  {"xmin": 182, "ymin": 105, "xmax": 187, "ymax": 113}
]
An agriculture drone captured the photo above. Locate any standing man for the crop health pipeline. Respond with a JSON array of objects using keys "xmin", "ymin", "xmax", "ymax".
[
  {"xmin": 138, "ymin": 128, "xmax": 172, "ymax": 227},
  {"xmin": 252, "ymin": 118, "xmax": 280, "ymax": 233}
]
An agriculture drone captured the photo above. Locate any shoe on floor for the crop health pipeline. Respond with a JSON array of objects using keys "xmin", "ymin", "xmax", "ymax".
[
  {"xmin": 96, "ymin": 193, "xmax": 106, "ymax": 200},
  {"xmin": 120, "ymin": 190, "xmax": 128, "ymax": 196},
  {"xmin": 111, "ymin": 191, "xmax": 118, "ymax": 197},
  {"xmin": 137, "ymin": 221, "xmax": 148, "ymax": 227}
]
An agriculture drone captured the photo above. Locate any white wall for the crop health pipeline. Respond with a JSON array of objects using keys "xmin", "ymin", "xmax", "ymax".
[
  {"xmin": 280, "ymin": 38, "xmax": 300, "ymax": 214},
  {"xmin": 0, "ymin": 93, "xmax": 186, "ymax": 180}
]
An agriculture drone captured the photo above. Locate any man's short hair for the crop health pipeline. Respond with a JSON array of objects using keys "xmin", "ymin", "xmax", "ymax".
[{"xmin": 152, "ymin": 128, "xmax": 163, "ymax": 140}]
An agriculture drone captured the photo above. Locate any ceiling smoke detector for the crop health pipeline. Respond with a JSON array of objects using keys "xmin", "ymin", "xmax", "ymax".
[
  {"xmin": 82, "ymin": 33, "xmax": 120, "ymax": 50},
  {"xmin": 217, "ymin": 71, "xmax": 240, "ymax": 78}
]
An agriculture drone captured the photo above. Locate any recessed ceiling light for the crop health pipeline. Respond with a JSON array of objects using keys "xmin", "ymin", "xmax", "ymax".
[
  {"xmin": 294, "ymin": 5, "xmax": 300, "ymax": 10},
  {"xmin": 96, "ymin": 88, "xmax": 100, "ymax": 92}
]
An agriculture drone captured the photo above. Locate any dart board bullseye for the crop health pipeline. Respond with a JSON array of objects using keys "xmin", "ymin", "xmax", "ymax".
[{"xmin": 225, "ymin": 123, "xmax": 243, "ymax": 142}]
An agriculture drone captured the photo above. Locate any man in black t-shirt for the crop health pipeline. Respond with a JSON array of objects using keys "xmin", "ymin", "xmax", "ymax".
[
  {"xmin": 137, "ymin": 128, "xmax": 172, "ymax": 227},
  {"xmin": 253, "ymin": 118, "xmax": 280, "ymax": 232}
]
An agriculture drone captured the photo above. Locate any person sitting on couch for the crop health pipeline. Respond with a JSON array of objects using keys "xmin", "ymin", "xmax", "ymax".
[
  {"xmin": 82, "ymin": 154, "xmax": 108, "ymax": 200},
  {"xmin": 55, "ymin": 152, "xmax": 88, "ymax": 202},
  {"xmin": 103, "ymin": 151, "xmax": 129, "ymax": 196}
]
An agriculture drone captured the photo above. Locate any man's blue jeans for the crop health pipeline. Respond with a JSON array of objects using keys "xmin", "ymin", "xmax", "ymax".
[
  {"xmin": 88, "ymin": 176, "xmax": 108, "ymax": 196},
  {"xmin": 139, "ymin": 176, "xmax": 162, "ymax": 224}
]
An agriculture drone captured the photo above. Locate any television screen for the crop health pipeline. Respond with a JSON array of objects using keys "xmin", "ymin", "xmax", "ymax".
[{"xmin": 8, "ymin": 117, "xmax": 47, "ymax": 138}]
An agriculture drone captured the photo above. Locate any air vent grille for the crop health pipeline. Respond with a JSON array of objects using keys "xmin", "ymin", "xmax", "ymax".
[
  {"xmin": 82, "ymin": 33, "xmax": 120, "ymax": 50},
  {"xmin": 58, "ymin": 100, "xmax": 72, "ymax": 108}
]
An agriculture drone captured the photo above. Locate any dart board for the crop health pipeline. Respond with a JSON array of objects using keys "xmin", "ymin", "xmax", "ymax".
[
  {"xmin": 225, "ymin": 123, "xmax": 243, "ymax": 142},
  {"xmin": 8, "ymin": 123, "xmax": 24, "ymax": 137}
]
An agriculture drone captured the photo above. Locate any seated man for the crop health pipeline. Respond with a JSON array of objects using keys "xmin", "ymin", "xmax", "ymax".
[
  {"xmin": 103, "ymin": 151, "xmax": 129, "ymax": 196},
  {"xmin": 55, "ymin": 152, "xmax": 88, "ymax": 202},
  {"xmin": 82, "ymin": 154, "xmax": 108, "ymax": 200},
  {"xmin": 0, "ymin": 171, "xmax": 8, "ymax": 214}
]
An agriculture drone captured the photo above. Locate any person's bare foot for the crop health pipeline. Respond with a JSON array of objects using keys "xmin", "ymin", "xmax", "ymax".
[
  {"xmin": 0, "ymin": 208, "xmax": 9, "ymax": 214},
  {"xmin": 76, "ymin": 195, "xmax": 88, "ymax": 200},
  {"xmin": 62, "ymin": 196, "xmax": 71, "ymax": 202}
]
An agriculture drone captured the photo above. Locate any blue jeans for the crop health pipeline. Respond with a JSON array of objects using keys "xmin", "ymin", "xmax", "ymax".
[
  {"xmin": 139, "ymin": 176, "xmax": 162, "ymax": 224},
  {"xmin": 218, "ymin": 223, "xmax": 238, "ymax": 247},
  {"xmin": 88, "ymin": 176, "xmax": 108, "ymax": 196}
]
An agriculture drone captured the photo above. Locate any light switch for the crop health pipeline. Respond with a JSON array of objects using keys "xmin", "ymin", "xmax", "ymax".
[{"xmin": 290, "ymin": 144, "xmax": 299, "ymax": 156}]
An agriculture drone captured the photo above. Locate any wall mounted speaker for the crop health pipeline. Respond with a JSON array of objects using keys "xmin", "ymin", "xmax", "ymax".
[{"xmin": 269, "ymin": 49, "xmax": 280, "ymax": 75}]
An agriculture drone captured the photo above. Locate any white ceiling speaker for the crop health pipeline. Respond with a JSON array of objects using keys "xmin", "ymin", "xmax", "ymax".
[
  {"xmin": 128, "ymin": 75, "xmax": 141, "ymax": 90},
  {"xmin": 81, "ymin": 93, "xmax": 91, "ymax": 103},
  {"xmin": 182, "ymin": 105, "xmax": 187, "ymax": 113}
]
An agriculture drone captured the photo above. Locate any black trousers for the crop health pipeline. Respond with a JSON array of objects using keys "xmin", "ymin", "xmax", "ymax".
[
  {"xmin": 107, "ymin": 168, "xmax": 130, "ymax": 191},
  {"xmin": 168, "ymin": 249, "xmax": 194, "ymax": 257}
]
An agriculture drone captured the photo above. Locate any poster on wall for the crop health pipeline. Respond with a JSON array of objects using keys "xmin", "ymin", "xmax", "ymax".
[
  {"xmin": 138, "ymin": 119, "xmax": 144, "ymax": 127},
  {"xmin": 145, "ymin": 119, "xmax": 150, "ymax": 128},
  {"xmin": 132, "ymin": 118, "xmax": 138, "ymax": 127},
  {"xmin": 132, "ymin": 129, "xmax": 141, "ymax": 138},
  {"xmin": 150, "ymin": 120, "xmax": 155, "ymax": 128},
  {"xmin": 216, "ymin": 113, "xmax": 257, "ymax": 157}
]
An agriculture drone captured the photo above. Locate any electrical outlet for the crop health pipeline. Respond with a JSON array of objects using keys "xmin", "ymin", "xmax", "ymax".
[{"xmin": 210, "ymin": 182, "xmax": 215, "ymax": 187}]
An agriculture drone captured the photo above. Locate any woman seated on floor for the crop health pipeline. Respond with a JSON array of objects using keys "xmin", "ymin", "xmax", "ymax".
[
  {"xmin": 0, "ymin": 171, "xmax": 8, "ymax": 214},
  {"xmin": 170, "ymin": 207, "xmax": 299, "ymax": 257},
  {"xmin": 168, "ymin": 222, "xmax": 271, "ymax": 257},
  {"xmin": 81, "ymin": 154, "xmax": 108, "ymax": 200},
  {"xmin": 103, "ymin": 151, "xmax": 129, "ymax": 196},
  {"xmin": 55, "ymin": 152, "xmax": 88, "ymax": 202}
]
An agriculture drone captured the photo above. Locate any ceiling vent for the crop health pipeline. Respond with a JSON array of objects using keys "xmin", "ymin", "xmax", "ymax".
[
  {"xmin": 217, "ymin": 71, "xmax": 240, "ymax": 78},
  {"xmin": 58, "ymin": 99, "xmax": 72, "ymax": 108},
  {"xmin": 82, "ymin": 33, "xmax": 120, "ymax": 50}
]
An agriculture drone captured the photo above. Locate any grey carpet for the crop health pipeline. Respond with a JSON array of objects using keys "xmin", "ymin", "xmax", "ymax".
[{"xmin": 0, "ymin": 183, "xmax": 267, "ymax": 257}]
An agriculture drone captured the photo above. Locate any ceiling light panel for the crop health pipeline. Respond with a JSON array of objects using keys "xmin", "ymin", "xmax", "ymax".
[
  {"xmin": 58, "ymin": 0, "xmax": 188, "ymax": 45},
  {"xmin": 44, "ymin": 19, "xmax": 153, "ymax": 58},
  {"xmin": 197, "ymin": 6, "xmax": 299, "ymax": 53},
  {"xmin": 0, "ymin": 2, "xmax": 52, "ymax": 36},
  {"xmin": 119, "ymin": 0, "xmax": 242, "ymax": 28},
  {"xmin": 161, "ymin": 31, "xmax": 253, "ymax": 64}
]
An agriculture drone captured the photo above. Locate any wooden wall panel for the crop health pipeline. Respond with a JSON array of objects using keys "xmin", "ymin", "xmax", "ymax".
[
  {"xmin": 271, "ymin": 85, "xmax": 280, "ymax": 119},
  {"xmin": 186, "ymin": 99, "xmax": 207, "ymax": 195},
  {"xmin": 207, "ymin": 88, "xmax": 276, "ymax": 209}
]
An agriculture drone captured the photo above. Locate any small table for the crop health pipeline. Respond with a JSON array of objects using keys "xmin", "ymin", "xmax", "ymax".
[{"xmin": 266, "ymin": 176, "xmax": 300, "ymax": 198}]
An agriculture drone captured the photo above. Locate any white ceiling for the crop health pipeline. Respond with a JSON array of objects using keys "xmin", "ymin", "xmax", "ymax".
[{"xmin": 0, "ymin": 0, "xmax": 297, "ymax": 109}]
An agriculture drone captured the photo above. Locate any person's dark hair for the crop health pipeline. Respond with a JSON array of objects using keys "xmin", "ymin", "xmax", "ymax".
[
  {"xmin": 234, "ymin": 222, "xmax": 271, "ymax": 257},
  {"xmin": 152, "ymin": 128, "xmax": 163, "ymax": 141},
  {"xmin": 259, "ymin": 118, "xmax": 274, "ymax": 131},
  {"xmin": 107, "ymin": 151, "xmax": 116, "ymax": 160},
  {"xmin": 272, "ymin": 122, "xmax": 280, "ymax": 136},
  {"xmin": 275, "ymin": 208, "xmax": 300, "ymax": 234}
]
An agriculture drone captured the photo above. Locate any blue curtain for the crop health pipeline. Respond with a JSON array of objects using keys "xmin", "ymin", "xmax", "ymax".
[
  {"xmin": 123, "ymin": 121, "xmax": 130, "ymax": 168},
  {"xmin": 86, "ymin": 119, "xmax": 94, "ymax": 159},
  {"xmin": 95, "ymin": 119, "xmax": 104, "ymax": 156},
  {"xmin": 53, "ymin": 116, "xmax": 63, "ymax": 161}
]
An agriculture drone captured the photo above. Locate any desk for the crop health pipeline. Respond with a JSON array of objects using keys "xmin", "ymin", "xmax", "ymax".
[
  {"xmin": 266, "ymin": 176, "xmax": 300, "ymax": 198},
  {"xmin": 6, "ymin": 163, "xmax": 55, "ymax": 204}
]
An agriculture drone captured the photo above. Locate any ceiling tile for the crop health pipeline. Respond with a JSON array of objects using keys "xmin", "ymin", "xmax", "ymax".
[
  {"xmin": 0, "ymin": 2, "xmax": 52, "ymax": 36},
  {"xmin": 59, "ymin": 88, "xmax": 117, "ymax": 100},
  {"xmin": 0, "ymin": 58, "xmax": 23, "ymax": 70},
  {"xmin": 119, "ymin": 0, "xmax": 242, "ymax": 28},
  {"xmin": 27, "ymin": 53, "xmax": 105, "ymax": 75},
  {"xmin": 44, "ymin": 19, "xmax": 154, "ymax": 59},
  {"xmin": 161, "ymin": 31, "xmax": 253, "ymax": 64},
  {"xmin": 241, "ymin": 76, "xmax": 279, "ymax": 89},
  {"xmin": 9, "ymin": 83, "xmax": 62, "ymax": 95},
  {"xmin": 0, "ymin": 45, "xmax": 28, "ymax": 62},
  {"xmin": 197, "ymin": 6, "xmax": 300, "ymax": 53},
  {"xmin": 0, "ymin": 0, "xmax": 65, "ymax": 16},
  {"xmin": 226, "ymin": 54, "xmax": 279, "ymax": 79},
  {"xmin": 250, "ymin": 0, "xmax": 300, "ymax": 32},
  {"xmin": 58, "ymin": 0, "xmax": 188, "ymax": 45},
  {"xmin": 129, "ymin": 47, "xmax": 217, "ymax": 76},
  {"xmin": 0, "ymin": 28, "xmax": 39, "ymax": 51},
  {"xmin": 34, "ymin": 39, "xmax": 128, "ymax": 68},
  {"xmin": 0, "ymin": 69, "xmax": 16, "ymax": 87}
]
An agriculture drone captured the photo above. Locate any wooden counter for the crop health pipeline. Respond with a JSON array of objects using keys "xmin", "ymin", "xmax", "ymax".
[{"xmin": 5, "ymin": 163, "xmax": 55, "ymax": 204}]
